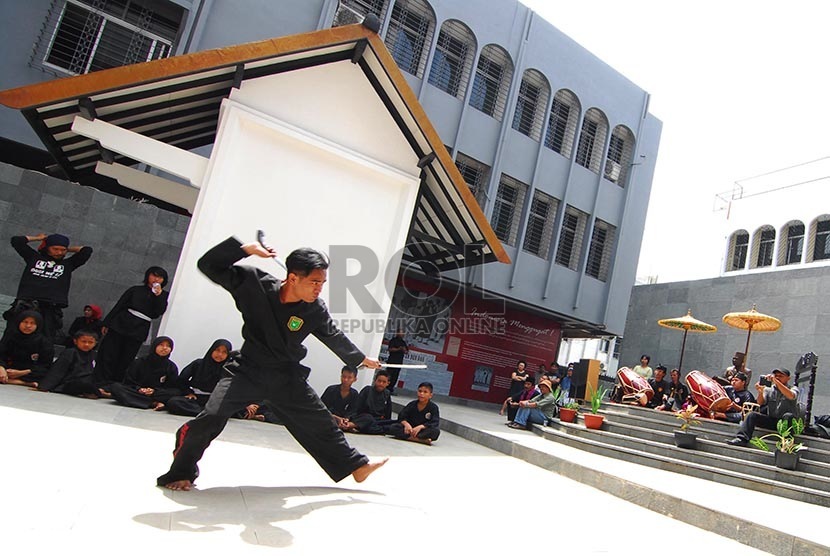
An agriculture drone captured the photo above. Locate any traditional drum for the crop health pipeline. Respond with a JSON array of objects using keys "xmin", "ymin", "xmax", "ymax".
[
  {"xmin": 686, "ymin": 370, "xmax": 731, "ymax": 415},
  {"xmin": 617, "ymin": 366, "xmax": 654, "ymax": 401}
]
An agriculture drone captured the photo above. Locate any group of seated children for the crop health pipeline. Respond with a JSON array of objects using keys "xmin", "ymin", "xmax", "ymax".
[{"xmin": 321, "ymin": 367, "xmax": 440, "ymax": 445}]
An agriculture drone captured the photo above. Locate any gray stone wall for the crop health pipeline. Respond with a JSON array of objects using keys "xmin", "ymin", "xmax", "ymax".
[
  {"xmin": 620, "ymin": 270, "xmax": 830, "ymax": 417},
  {"xmin": 0, "ymin": 162, "xmax": 189, "ymax": 339}
]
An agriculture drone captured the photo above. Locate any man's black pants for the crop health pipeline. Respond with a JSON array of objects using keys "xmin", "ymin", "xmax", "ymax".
[
  {"xmin": 736, "ymin": 411, "xmax": 795, "ymax": 442},
  {"xmin": 157, "ymin": 365, "xmax": 368, "ymax": 486}
]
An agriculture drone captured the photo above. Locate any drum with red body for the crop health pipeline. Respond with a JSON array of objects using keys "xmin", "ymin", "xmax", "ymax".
[
  {"xmin": 685, "ymin": 370, "xmax": 731, "ymax": 414},
  {"xmin": 617, "ymin": 366, "xmax": 654, "ymax": 401}
]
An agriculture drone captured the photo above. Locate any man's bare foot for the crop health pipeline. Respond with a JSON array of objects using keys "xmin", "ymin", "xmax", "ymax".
[
  {"xmin": 161, "ymin": 479, "xmax": 193, "ymax": 491},
  {"xmin": 352, "ymin": 457, "xmax": 389, "ymax": 483},
  {"xmin": 97, "ymin": 388, "xmax": 112, "ymax": 398},
  {"xmin": 151, "ymin": 402, "xmax": 166, "ymax": 411},
  {"xmin": 408, "ymin": 436, "xmax": 432, "ymax": 446}
]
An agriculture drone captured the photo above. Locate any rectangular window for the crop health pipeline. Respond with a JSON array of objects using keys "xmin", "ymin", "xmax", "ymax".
[
  {"xmin": 455, "ymin": 153, "xmax": 490, "ymax": 207},
  {"xmin": 555, "ymin": 206, "xmax": 586, "ymax": 270},
  {"xmin": 41, "ymin": 0, "xmax": 182, "ymax": 75},
  {"xmin": 815, "ymin": 220, "xmax": 830, "ymax": 261},
  {"xmin": 544, "ymin": 99, "xmax": 570, "ymax": 154},
  {"xmin": 757, "ymin": 229, "xmax": 774, "ymax": 267},
  {"xmin": 585, "ymin": 219, "xmax": 616, "ymax": 281},
  {"xmin": 491, "ymin": 175, "xmax": 527, "ymax": 246},
  {"xmin": 731, "ymin": 232, "xmax": 748, "ymax": 271},
  {"xmin": 785, "ymin": 224, "xmax": 804, "ymax": 265},
  {"xmin": 522, "ymin": 190, "xmax": 558, "ymax": 259}
]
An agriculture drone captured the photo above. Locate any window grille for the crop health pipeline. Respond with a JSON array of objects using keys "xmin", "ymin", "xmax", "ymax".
[
  {"xmin": 778, "ymin": 221, "xmax": 804, "ymax": 266},
  {"xmin": 334, "ymin": 0, "xmax": 388, "ymax": 26},
  {"xmin": 555, "ymin": 205, "xmax": 587, "ymax": 270},
  {"xmin": 455, "ymin": 152, "xmax": 490, "ymax": 207},
  {"xmin": 612, "ymin": 337, "xmax": 621, "ymax": 360},
  {"xmin": 491, "ymin": 174, "xmax": 528, "ymax": 246},
  {"xmin": 522, "ymin": 190, "xmax": 559, "ymax": 259},
  {"xmin": 469, "ymin": 44, "xmax": 512, "ymax": 121},
  {"xmin": 604, "ymin": 126, "xmax": 635, "ymax": 187},
  {"xmin": 511, "ymin": 69, "xmax": 549, "ymax": 141},
  {"xmin": 544, "ymin": 89, "xmax": 579, "ymax": 158},
  {"xmin": 727, "ymin": 231, "xmax": 749, "ymax": 271},
  {"xmin": 385, "ymin": 0, "xmax": 434, "ymax": 78},
  {"xmin": 575, "ymin": 108, "xmax": 608, "ymax": 173},
  {"xmin": 755, "ymin": 228, "xmax": 775, "ymax": 268},
  {"xmin": 428, "ymin": 20, "xmax": 474, "ymax": 99},
  {"xmin": 585, "ymin": 218, "xmax": 616, "ymax": 281},
  {"xmin": 813, "ymin": 218, "xmax": 830, "ymax": 262},
  {"xmin": 31, "ymin": 0, "xmax": 182, "ymax": 76}
]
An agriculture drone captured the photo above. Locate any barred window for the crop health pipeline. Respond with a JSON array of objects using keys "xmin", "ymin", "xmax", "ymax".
[
  {"xmin": 428, "ymin": 20, "xmax": 475, "ymax": 99},
  {"xmin": 522, "ymin": 190, "xmax": 559, "ymax": 259},
  {"xmin": 778, "ymin": 221, "xmax": 804, "ymax": 266},
  {"xmin": 33, "ymin": 0, "xmax": 183, "ymax": 76},
  {"xmin": 811, "ymin": 217, "xmax": 830, "ymax": 262},
  {"xmin": 455, "ymin": 152, "xmax": 490, "ymax": 207},
  {"xmin": 333, "ymin": 0, "xmax": 389, "ymax": 26},
  {"xmin": 469, "ymin": 44, "xmax": 513, "ymax": 121},
  {"xmin": 491, "ymin": 174, "xmax": 528, "ymax": 246},
  {"xmin": 604, "ymin": 125, "xmax": 635, "ymax": 187},
  {"xmin": 585, "ymin": 219, "xmax": 616, "ymax": 281},
  {"xmin": 511, "ymin": 69, "xmax": 549, "ymax": 141},
  {"xmin": 555, "ymin": 205, "xmax": 587, "ymax": 270},
  {"xmin": 575, "ymin": 108, "xmax": 608, "ymax": 173},
  {"xmin": 726, "ymin": 230, "xmax": 749, "ymax": 271},
  {"xmin": 749, "ymin": 226, "xmax": 775, "ymax": 269},
  {"xmin": 544, "ymin": 89, "xmax": 579, "ymax": 158},
  {"xmin": 385, "ymin": 0, "xmax": 434, "ymax": 78}
]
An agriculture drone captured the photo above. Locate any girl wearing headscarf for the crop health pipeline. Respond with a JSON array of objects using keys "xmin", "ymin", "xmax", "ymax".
[
  {"xmin": 64, "ymin": 304, "xmax": 104, "ymax": 347},
  {"xmin": 166, "ymin": 339, "xmax": 232, "ymax": 417},
  {"xmin": 0, "ymin": 310, "xmax": 53, "ymax": 387},
  {"xmin": 109, "ymin": 336, "xmax": 179, "ymax": 409},
  {"xmin": 94, "ymin": 266, "xmax": 169, "ymax": 386}
]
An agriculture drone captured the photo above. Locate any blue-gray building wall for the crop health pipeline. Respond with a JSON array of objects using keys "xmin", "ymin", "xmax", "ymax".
[{"xmin": 0, "ymin": 0, "xmax": 662, "ymax": 339}]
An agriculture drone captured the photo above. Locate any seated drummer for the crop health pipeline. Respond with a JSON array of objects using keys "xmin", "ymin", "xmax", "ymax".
[
  {"xmin": 715, "ymin": 352, "xmax": 751, "ymax": 386},
  {"xmin": 711, "ymin": 372, "xmax": 755, "ymax": 423},
  {"xmin": 646, "ymin": 365, "xmax": 670, "ymax": 409}
]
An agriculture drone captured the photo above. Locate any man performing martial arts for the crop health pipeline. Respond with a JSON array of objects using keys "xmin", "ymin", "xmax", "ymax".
[{"xmin": 157, "ymin": 236, "xmax": 387, "ymax": 490}]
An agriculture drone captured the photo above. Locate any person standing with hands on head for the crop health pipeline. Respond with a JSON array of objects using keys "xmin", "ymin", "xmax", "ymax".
[
  {"xmin": 727, "ymin": 368, "xmax": 800, "ymax": 446},
  {"xmin": 94, "ymin": 267, "xmax": 169, "ymax": 389},
  {"xmin": 6, "ymin": 232, "xmax": 93, "ymax": 343},
  {"xmin": 156, "ymin": 235, "xmax": 387, "ymax": 491}
]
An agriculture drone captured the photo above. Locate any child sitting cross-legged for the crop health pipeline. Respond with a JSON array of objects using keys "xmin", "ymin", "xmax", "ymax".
[{"xmin": 38, "ymin": 329, "xmax": 105, "ymax": 398}]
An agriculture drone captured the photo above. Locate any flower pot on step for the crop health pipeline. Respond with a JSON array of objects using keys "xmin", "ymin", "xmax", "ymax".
[
  {"xmin": 774, "ymin": 449, "xmax": 801, "ymax": 470},
  {"xmin": 559, "ymin": 407, "xmax": 577, "ymax": 423},
  {"xmin": 583, "ymin": 413, "xmax": 604, "ymax": 429},
  {"xmin": 673, "ymin": 430, "xmax": 698, "ymax": 449}
]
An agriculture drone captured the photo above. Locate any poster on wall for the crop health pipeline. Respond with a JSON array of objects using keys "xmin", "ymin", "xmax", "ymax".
[{"xmin": 380, "ymin": 277, "xmax": 561, "ymax": 404}]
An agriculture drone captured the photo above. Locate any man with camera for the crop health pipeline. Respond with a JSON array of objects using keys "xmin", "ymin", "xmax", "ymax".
[{"xmin": 727, "ymin": 368, "xmax": 800, "ymax": 446}]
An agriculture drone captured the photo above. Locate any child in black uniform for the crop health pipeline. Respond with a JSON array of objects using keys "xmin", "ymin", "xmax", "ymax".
[
  {"xmin": 351, "ymin": 370, "xmax": 394, "ymax": 434},
  {"xmin": 109, "ymin": 336, "xmax": 179, "ymax": 410},
  {"xmin": 320, "ymin": 365, "xmax": 360, "ymax": 431},
  {"xmin": 156, "ymin": 237, "xmax": 386, "ymax": 491},
  {"xmin": 0, "ymin": 310, "xmax": 53, "ymax": 387},
  {"xmin": 38, "ymin": 330, "xmax": 102, "ymax": 397},
  {"xmin": 388, "ymin": 381, "xmax": 440, "ymax": 445},
  {"xmin": 165, "ymin": 339, "xmax": 232, "ymax": 417}
]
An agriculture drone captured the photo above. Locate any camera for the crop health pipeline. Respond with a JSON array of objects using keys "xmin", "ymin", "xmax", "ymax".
[{"xmin": 759, "ymin": 376, "xmax": 772, "ymax": 387}]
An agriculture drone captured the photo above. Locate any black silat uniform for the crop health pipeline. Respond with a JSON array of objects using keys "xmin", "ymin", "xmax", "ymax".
[
  {"xmin": 38, "ymin": 346, "xmax": 98, "ymax": 396},
  {"xmin": 109, "ymin": 336, "xmax": 179, "ymax": 409},
  {"xmin": 157, "ymin": 237, "xmax": 368, "ymax": 486},
  {"xmin": 351, "ymin": 384, "xmax": 394, "ymax": 434},
  {"xmin": 389, "ymin": 399, "xmax": 441, "ymax": 441},
  {"xmin": 165, "ymin": 339, "xmax": 232, "ymax": 417},
  {"xmin": 320, "ymin": 383, "xmax": 359, "ymax": 419}
]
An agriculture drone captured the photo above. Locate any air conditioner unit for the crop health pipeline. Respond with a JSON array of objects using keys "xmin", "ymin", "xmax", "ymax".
[
  {"xmin": 333, "ymin": 5, "xmax": 363, "ymax": 27},
  {"xmin": 604, "ymin": 160, "xmax": 621, "ymax": 182}
]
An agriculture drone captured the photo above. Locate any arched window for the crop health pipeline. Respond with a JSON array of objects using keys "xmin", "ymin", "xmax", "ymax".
[
  {"xmin": 806, "ymin": 214, "xmax": 830, "ymax": 263},
  {"xmin": 725, "ymin": 230, "xmax": 749, "ymax": 272},
  {"xmin": 427, "ymin": 20, "xmax": 476, "ymax": 99},
  {"xmin": 544, "ymin": 89, "xmax": 580, "ymax": 158},
  {"xmin": 385, "ymin": 0, "xmax": 435, "ymax": 78},
  {"xmin": 511, "ymin": 69, "xmax": 549, "ymax": 141},
  {"xmin": 333, "ymin": 0, "xmax": 390, "ymax": 26},
  {"xmin": 777, "ymin": 220, "xmax": 805, "ymax": 266},
  {"xmin": 749, "ymin": 225, "xmax": 775, "ymax": 269},
  {"xmin": 491, "ymin": 174, "xmax": 528, "ymax": 246},
  {"xmin": 575, "ymin": 108, "xmax": 609, "ymax": 174},
  {"xmin": 604, "ymin": 125, "xmax": 635, "ymax": 187},
  {"xmin": 468, "ymin": 44, "xmax": 513, "ymax": 121}
]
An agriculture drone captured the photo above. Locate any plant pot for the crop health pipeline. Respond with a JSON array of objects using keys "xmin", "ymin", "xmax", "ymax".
[
  {"xmin": 673, "ymin": 430, "xmax": 697, "ymax": 449},
  {"xmin": 559, "ymin": 407, "xmax": 577, "ymax": 423},
  {"xmin": 774, "ymin": 449, "xmax": 801, "ymax": 470},
  {"xmin": 583, "ymin": 413, "xmax": 604, "ymax": 429}
]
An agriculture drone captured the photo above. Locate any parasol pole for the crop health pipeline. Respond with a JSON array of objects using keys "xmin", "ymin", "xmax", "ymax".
[
  {"xmin": 742, "ymin": 324, "xmax": 754, "ymax": 372},
  {"xmin": 678, "ymin": 327, "xmax": 689, "ymax": 373}
]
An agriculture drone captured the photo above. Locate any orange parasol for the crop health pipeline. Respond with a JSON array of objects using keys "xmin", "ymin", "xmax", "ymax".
[
  {"xmin": 658, "ymin": 309, "xmax": 717, "ymax": 372},
  {"xmin": 721, "ymin": 305, "xmax": 781, "ymax": 371}
]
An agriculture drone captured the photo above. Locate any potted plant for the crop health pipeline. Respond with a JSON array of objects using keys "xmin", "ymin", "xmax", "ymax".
[
  {"xmin": 749, "ymin": 417, "xmax": 806, "ymax": 470},
  {"xmin": 558, "ymin": 398, "xmax": 580, "ymax": 423},
  {"xmin": 583, "ymin": 384, "xmax": 608, "ymax": 429},
  {"xmin": 673, "ymin": 404, "xmax": 701, "ymax": 449}
]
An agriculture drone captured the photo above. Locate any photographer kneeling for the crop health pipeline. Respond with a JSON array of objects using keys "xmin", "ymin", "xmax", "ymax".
[{"xmin": 727, "ymin": 368, "xmax": 800, "ymax": 446}]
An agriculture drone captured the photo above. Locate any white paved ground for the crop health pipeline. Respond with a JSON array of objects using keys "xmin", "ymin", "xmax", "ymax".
[{"xmin": 0, "ymin": 386, "xmax": 770, "ymax": 555}]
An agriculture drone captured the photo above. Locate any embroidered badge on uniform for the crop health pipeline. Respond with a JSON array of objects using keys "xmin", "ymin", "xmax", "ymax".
[{"xmin": 287, "ymin": 316, "xmax": 304, "ymax": 332}]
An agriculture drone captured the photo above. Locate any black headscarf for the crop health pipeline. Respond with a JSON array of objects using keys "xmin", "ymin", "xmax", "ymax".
[
  {"xmin": 123, "ymin": 336, "xmax": 176, "ymax": 388},
  {"xmin": 8, "ymin": 310, "xmax": 46, "ymax": 352},
  {"xmin": 183, "ymin": 338, "xmax": 232, "ymax": 393}
]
